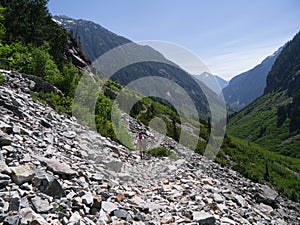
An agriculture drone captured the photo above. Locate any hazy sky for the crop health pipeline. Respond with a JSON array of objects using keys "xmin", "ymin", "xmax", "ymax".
[{"xmin": 48, "ymin": 0, "xmax": 300, "ymax": 80}]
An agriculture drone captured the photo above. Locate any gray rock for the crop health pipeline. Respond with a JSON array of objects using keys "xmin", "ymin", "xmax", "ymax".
[
  {"xmin": 31, "ymin": 196, "xmax": 51, "ymax": 213},
  {"xmin": 0, "ymin": 213, "xmax": 5, "ymax": 223},
  {"xmin": 213, "ymin": 193, "xmax": 224, "ymax": 203},
  {"xmin": 234, "ymin": 194, "xmax": 247, "ymax": 208},
  {"xmin": 20, "ymin": 197, "xmax": 30, "ymax": 208},
  {"xmin": 8, "ymin": 197, "xmax": 20, "ymax": 212},
  {"xmin": 44, "ymin": 158, "xmax": 77, "ymax": 177},
  {"xmin": 69, "ymin": 211, "xmax": 81, "ymax": 223},
  {"xmin": 62, "ymin": 130, "xmax": 76, "ymax": 139},
  {"xmin": 32, "ymin": 170, "xmax": 64, "ymax": 199},
  {"xmin": 20, "ymin": 207, "xmax": 50, "ymax": 225},
  {"xmin": 193, "ymin": 211, "xmax": 216, "ymax": 224},
  {"xmin": 255, "ymin": 185, "xmax": 278, "ymax": 207},
  {"xmin": 10, "ymin": 165, "xmax": 35, "ymax": 185},
  {"xmin": 102, "ymin": 201, "xmax": 118, "ymax": 214},
  {"xmin": 0, "ymin": 173, "xmax": 10, "ymax": 188},
  {"xmin": 12, "ymin": 125, "xmax": 20, "ymax": 134},
  {"xmin": 114, "ymin": 209, "xmax": 129, "ymax": 219},
  {"xmin": 0, "ymin": 130, "xmax": 13, "ymax": 147},
  {"xmin": 3, "ymin": 215, "xmax": 19, "ymax": 225},
  {"xmin": 82, "ymin": 191, "xmax": 93, "ymax": 206},
  {"xmin": 0, "ymin": 121, "xmax": 12, "ymax": 134}
]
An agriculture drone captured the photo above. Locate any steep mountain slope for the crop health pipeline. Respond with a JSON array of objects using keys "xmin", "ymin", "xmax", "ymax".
[
  {"xmin": 53, "ymin": 15, "xmax": 220, "ymax": 118},
  {"xmin": 223, "ymin": 47, "xmax": 282, "ymax": 111},
  {"xmin": 53, "ymin": 15, "xmax": 131, "ymax": 62},
  {"xmin": 227, "ymin": 31, "xmax": 300, "ymax": 158},
  {"xmin": 193, "ymin": 72, "xmax": 228, "ymax": 94},
  {"xmin": 0, "ymin": 70, "xmax": 299, "ymax": 224}
]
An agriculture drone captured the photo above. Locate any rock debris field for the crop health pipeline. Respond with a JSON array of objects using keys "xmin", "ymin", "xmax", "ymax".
[{"xmin": 0, "ymin": 70, "xmax": 299, "ymax": 225}]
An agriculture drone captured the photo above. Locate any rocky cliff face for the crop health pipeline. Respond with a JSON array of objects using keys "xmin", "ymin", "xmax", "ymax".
[{"xmin": 0, "ymin": 70, "xmax": 299, "ymax": 224}]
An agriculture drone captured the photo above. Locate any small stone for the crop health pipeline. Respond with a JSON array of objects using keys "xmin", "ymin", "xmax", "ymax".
[
  {"xmin": 234, "ymin": 194, "xmax": 247, "ymax": 208},
  {"xmin": 213, "ymin": 193, "xmax": 224, "ymax": 203},
  {"xmin": 82, "ymin": 191, "xmax": 93, "ymax": 206},
  {"xmin": 62, "ymin": 130, "xmax": 76, "ymax": 139},
  {"xmin": 31, "ymin": 196, "xmax": 51, "ymax": 213},
  {"xmin": 257, "ymin": 203, "xmax": 273, "ymax": 215},
  {"xmin": 161, "ymin": 213, "xmax": 174, "ymax": 223},
  {"xmin": 10, "ymin": 165, "xmax": 35, "ymax": 185},
  {"xmin": 3, "ymin": 215, "xmax": 19, "ymax": 225},
  {"xmin": 255, "ymin": 185, "xmax": 278, "ymax": 207},
  {"xmin": 0, "ymin": 130, "xmax": 13, "ymax": 147},
  {"xmin": 69, "ymin": 211, "xmax": 82, "ymax": 223},
  {"xmin": 193, "ymin": 211, "xmax": 216, "ymax": 224},
  {"xmin": 9, "ymin": 197, "xmax": 20, "ymax": 212},
  {"xmin": 124, "ymin": 191, "xmax": 135, "ymax": 197},
  {"xmin": 12, "ymin": 125, "xmax": 21, "ymax": 134},
  {"xmin": 114, "ymin": 209, "xmax": 129, "ymax": 220},
  {"xmin": 202, "ymin": 179, "xmax": 214, "ymax": 186},
  {"xmin": 44, "ymin": 159, "xmax": 77, "ymax": 177},
  {"xmin": 0, "ymin": 121, "xmax": 12, "ymax": 134},
  {"xmin": 32, "ymin": 170, "xmax": 64, "ymax": 199},
  {"xmin": 0, "ymin": 173, "xmax": 11, "ymax": 188},
  {"xmin": 221, "ymin": 217, "xmax": 236, "ymax": 225},
  {"xmin": 20, "ymin": 208, "xmax": 50, "ymax": 225},
  {"xmin": 102, "ymin": 201, "xmax": 118, "ymax": 214}
]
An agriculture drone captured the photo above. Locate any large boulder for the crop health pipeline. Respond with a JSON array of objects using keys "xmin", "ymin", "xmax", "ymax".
[
  {"xmin": 255, "ymin": 185, "xmax": 279, "ymax": 207},
  {"xmin": 10, "ymin": 165, "xmax": 35, "ymax": 185},
  {"xmin": 32, "ymin": 170, "xmax": 64, "ymax": 199}
]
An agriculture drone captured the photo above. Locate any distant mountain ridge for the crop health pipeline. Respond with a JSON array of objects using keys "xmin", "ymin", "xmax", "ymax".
[
  {"xmin": 228, "ymin": 31, "xmax": 300, "ymax": 158},
  {"xmin": 193, "ymin": 72, "xmax": 228, "ymax": 94},
  {"xmin": 53, "ymin": 15, "xmax": 222, "ymax": 119},
  {"xmin": 223, "ymin": 46, "xmax": 283, "ymax": 111}
]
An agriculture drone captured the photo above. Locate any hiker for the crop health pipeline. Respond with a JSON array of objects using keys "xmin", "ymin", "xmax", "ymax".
[
  {"xmin": 141, "ymin": 132, "xmax": 148, "ymax": 157},
  {"xmin": 137, "ymin": 132, "xmax": 143, "ymax": 150}
]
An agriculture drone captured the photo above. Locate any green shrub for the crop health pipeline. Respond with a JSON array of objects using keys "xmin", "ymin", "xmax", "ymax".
[
  {"xmin": 31, "ymin": 92, "xmax": 73, "ymax": 114},
  {"xmin": 147, "ymin": 147, "xmax": 175, "ymax": 158}
]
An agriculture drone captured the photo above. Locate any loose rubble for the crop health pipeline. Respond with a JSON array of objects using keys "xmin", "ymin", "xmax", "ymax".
[{"xmin": 0, "ymin": 69, "xmax": 299, "ymax": 224}]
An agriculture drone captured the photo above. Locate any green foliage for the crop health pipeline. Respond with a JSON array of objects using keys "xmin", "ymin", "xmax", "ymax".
[
  {"xmin": 31, "ymin": 92, "xmax": 73, "ymax": 114},
  {"xmin": 0, "ymin": 41, "xmax": 81, "ymax": 97},
  {"xmin": 0, "ymin": 5, "xmax": 5, "ymax": 40},
  {"xmin": 218, "ymin": 135, "xmax": 300, "ymax": 201},
  {"xmin": 227, "ymin": 91, "xmax": 300, "ymax": 158},
  {"xmin": 112, "ymin": 108, "xmax": 134, "ymax": 150},
  {"xmin": 265, "ymin": 31, "xmax": 300, "ymax": 95},
  {"xmin": 28, "ymin": 42, "xmax": 64, "ymax": 86},
  {"xmin": 95, "ymin": 93, "xmax": 115, "ymax": 138},
  {"xmin": 59, "ymin": 62, "xmax": 83, "ymax": 97},
  {"xmin": 1, "ymin": 0, "xmax": 68, "ymax": 67},
  {"xmin": 0, "ymin": 72, "xmax": 4, "ymax": 83},
  {"xmin": 147, "ymin": 147, "xmax": 175, "ymax": 158}
]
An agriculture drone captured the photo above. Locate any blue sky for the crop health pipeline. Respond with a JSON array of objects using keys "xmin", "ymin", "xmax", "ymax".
[{"xmin": 48, "ymin": 0, "xmax": 300, "ymax": 80}]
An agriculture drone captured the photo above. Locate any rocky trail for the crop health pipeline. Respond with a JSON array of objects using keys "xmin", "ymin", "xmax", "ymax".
[{"xmin": 0, "ymin": 70, "xmax": 299, "ymax": 224}]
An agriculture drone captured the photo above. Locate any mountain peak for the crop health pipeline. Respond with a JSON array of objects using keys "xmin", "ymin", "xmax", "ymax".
[{"xmin": 193, "ymin": 72, "xmax": 228, "ymax": 95}]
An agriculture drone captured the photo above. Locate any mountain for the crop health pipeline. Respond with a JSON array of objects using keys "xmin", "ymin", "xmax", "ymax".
[
  {"xmin": 193, "ymin": 72, "xmax": 228, "ymax": 94},
  {"xmin": 223, "ymin": 47, "xmax": 283, "ymax": 111},
  {"xmin": 0, "ymin": 70, "xmax": 299, "ymax": 224},
  {"xmin": 53, "ymin": 16, "xmax": 225, "ymax": 119},
  {"xmin": 53, "ymin": 15, "xmax": 131, "ymax": 62},
  {"xmin": 227, "ymin": 31, "xmax": 300, "ymax": 158}
]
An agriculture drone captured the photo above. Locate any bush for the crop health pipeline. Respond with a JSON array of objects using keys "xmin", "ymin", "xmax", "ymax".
[
  {"xmin": 147, "ymin": 147, "xmax": 175, "ymax": 158},
  {"xmin": 31, "ymin": 92, "xmax": 73, "ymax": 114}
]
